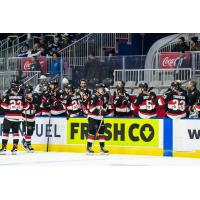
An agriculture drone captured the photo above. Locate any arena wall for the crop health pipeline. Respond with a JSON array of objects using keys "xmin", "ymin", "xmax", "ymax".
[{"xmin": 0, "ymin": 117, "xmax": 199, "ymax": 158}]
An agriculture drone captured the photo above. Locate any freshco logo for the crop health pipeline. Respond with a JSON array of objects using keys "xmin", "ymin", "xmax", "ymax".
[
  {"xmin": 67, "ymin": 118, "xmax": 159, "ymax": 147},
  {"xmin": 69, "ymin": 121, "xmax": 157, "ymax": 143}
]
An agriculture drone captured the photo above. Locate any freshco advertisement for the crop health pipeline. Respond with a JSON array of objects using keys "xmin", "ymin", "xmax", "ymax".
[{"xmin": 67, "ymin": 118, "xmax": 163, "ymax": 148}]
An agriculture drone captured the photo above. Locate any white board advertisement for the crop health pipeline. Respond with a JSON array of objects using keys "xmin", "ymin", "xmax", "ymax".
[
  {"xmin": 0, "ymin": 117, "xmax": 67, "ymax": 145},
  {"xmin": 173, "ymin": 119, "xmax": 200, "ymax": 152}
]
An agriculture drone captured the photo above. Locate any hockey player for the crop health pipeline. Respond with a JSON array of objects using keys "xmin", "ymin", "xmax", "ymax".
[
  {"xmin": 113, "ymin": 84, "xmax": 131, "ymax": 117},
  {"xmin": 76, "ymin": 79, "xmax": 91, "ymax": 95},
  {"xmin": 158, "ymin": 82, "xmax": 189, "ymax": 119},
  {"xmin": 101, "ymin": 84, "xmax": 114, "ymax": 117},
  {"xmin": 131, "ymin": 83, "xmax": 158, "ymax": 118},
  {"xmin": 64, "ymin": 84, "xmax": 82, "ymax": 117},
  {"xmin": 40, "ymin": 83, "xmax": 51, "ymax": 116},
  {"xmin": 49, "ymin": 80, "xmax": 67, "ymax": 116},
  {"xmin": 86, "ymin": 84, "xmax": 109, "ymax": 155},
  {"xmin": 34, "ymin": 75, "xmax": 48, "ymax": 95},
  {"xmin": 187, "ymin": 81, "xmax": 200, "ymax": 118},
  {"xmin": 0, "ymin": 80, "xmax": 29, "ymax": 155},
  {"xmin": 22, "ymin": 85, "xmax": 40, "ymax": 152},
  {"xmin": 80, "ymin": 88, "xmax": 91, "ymax": 116}
]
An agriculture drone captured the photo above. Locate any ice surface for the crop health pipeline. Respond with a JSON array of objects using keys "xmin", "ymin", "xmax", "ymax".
[{"xmin": 0, "ymin": 152, "xmax": 200, "ymax": 166}]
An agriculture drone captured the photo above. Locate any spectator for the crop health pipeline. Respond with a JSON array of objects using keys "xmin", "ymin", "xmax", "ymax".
[
  {"xmin": 172, "ymin": 37, "xmax": 189, "ymax": 52},
  {"xmin": 16, "ymin": 69, "xmax": 26, "ymax": 82},
  {"xmin": 50, "ymin": 52, "xmax": 61, "ymax": 77},
  {"xmin": 29, "ymin": 56, "xmax": 42, "ymax": 72},
  {"xmin": 107, "ymin": 49, "xmax": 116, "ymax": 79},
  {"xmin": 48, "ymin": 37, "xmax": 62, "ymax": 52},
  {"xmin": 175, "ymin": 51, "xmax": 190, "ymax": 80},
  {"xmin": 61, "ymin": 34, "xmax": 70, "ymax": 49},
  {"xmin": 30, "ymin": 43, "xmax": 41, "ymax": 56},
  {"xmin": 40, "ymin": 45, "xmax": 50, "ymax": 57},
  {"xmin": 39, "ymin": 36, "xmax": 47, "ymax": 48},
  {"xmin": 190, "ymin": 37, "xmax": 200, "ymax": 51},
  {"xmin": 84, "ymin": 52, "xmax": 102, "ymax": 87},
  {"xmin": 18, "ymin": 44, "xmax": 30, "ymax": 57}
]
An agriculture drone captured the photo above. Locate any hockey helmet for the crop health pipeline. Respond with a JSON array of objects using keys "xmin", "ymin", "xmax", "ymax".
[
  {"xmin": 139, "ymin": 82, "xmax": 148, "ymax": 91},
  {"xmin": 116, "ymin": 85, "xmax": 125, "ymax": 93},
  {"xmin": 66, "ymin": 84, "xmax": 75, "ymax": 93},
  {"xmin": 173, "ymin": 82, "xmax": 181, "ymax": 91},
  {"xmin": 10, "ymin": 80, "xmax": 20, "ymax": 91},
  {"xmin": 49, "ymin": 80, "xmax": 58, "ymax": 85},
  {"xmin": 80, "ymin": 88, "xmax": 90, "ymax": 96}
]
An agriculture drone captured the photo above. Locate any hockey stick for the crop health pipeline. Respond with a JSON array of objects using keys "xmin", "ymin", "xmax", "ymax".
[
  {"xmin": 46, "ymin": 111, "xmax": 52, "ymax": 152},
  {"xmin": 95, "ymin": 117, "xmax": 104, "ymax": 139}
]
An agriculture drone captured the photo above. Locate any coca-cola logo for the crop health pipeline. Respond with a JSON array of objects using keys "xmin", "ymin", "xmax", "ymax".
[
  {"xmin": 162, "ymin": 56, "xmax": 179, "ymax": 67},
  {"xmin": 23, "ymin": 60, "xmax": 31, "ymax": 70}
]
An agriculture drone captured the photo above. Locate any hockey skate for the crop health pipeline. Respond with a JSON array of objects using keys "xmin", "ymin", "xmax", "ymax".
[
  {"xmin": 100, "ymin": 147, "xmax": 109, "ymax": 155},
  {"xmin": 0, "ymin": 145, "xmax": 6, "ymax": 155},
  {"xmin": 21, "ymin": 138, "xmax": 28, "ymax": 151},
  {"xmin": 26, "ymin": 144, "xmax": 34, "ymax": 153},
  {"xmin": 11, "ymin": 144, "xmax": 18, "ymax": 155},
  {"xmin": 86, "ymin": 147, "xmax": 94, "ymax": 155}
]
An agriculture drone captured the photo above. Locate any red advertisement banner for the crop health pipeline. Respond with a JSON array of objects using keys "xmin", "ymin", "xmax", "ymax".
[
  {"xmin": 160, "ymin": 52, "xmax": 190, "ymax": 69},
  {"xmin": 22, "ymin": 57, "xmax": 47, "ymax": 74}
]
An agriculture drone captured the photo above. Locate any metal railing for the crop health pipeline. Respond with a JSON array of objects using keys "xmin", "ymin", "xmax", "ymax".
[
  {"xmin": 0, "ymin": 71, "xmax": 41, "ymax": 92},
  {"xmin": 59, "ymin": 33, "xmax": 131, "ymax": 68},
  {"xmin": 0, "ymin": 34, "xmax": 28, "ymax": 58},
  {"xmin": 114, "ymin": 68, "xmax": 192, "ymax": 86}
]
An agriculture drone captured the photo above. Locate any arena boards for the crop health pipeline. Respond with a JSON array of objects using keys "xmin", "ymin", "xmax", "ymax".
[{"xmin": 0, "ymin": 117, "xmax": 200, "ymax": 158}]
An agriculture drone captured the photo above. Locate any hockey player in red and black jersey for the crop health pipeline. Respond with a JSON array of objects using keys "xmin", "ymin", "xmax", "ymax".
[
  {"xmin": 101, "ymin": 84, "xmax": 114, "ymax": 117},
  {"xmin": 113, "ymin": 85, "xmax": 131, "ymax": 117},
  {"xmin": 80, "ymin": 88, "xmax": 91, "ymax": 116},
  {"xmin": 86, "ymin": 84, "xmax": 109, "ymax": 155},
  {"xmin": 158, "ymin": 82, "xmax": 189, "ymax": 119},
  {"xmin": 49, "ymin": 80, "xmax": 67, "ymax": 116},
  {"xmin": 40, "ymin": 83, "xmax": 51, "ymax": 116},
  {"xmin": 64, "ymin": 84, "xmax": 82, "ymax": 117},
  {"xmin": 131, "ymin": 83, "xmax": 158, "ymax": 118},
  {"xmin": 21, "ymin": 85, "xmax": 41, "ymax": 152},
  {"xmin": 0, "ymin": 80, "xmax": 29, "ymax": 155}
]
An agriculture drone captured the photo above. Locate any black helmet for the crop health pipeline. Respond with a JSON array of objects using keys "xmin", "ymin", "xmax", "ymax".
[
  {"xmin": 80, "ymin": 88, "xmax": 89, "ymax": 96},
  {"xmin": 173, "ymin": 82, "xmax": 181, "ymax": 90},
  {"xmin": 139, "ymin": 82, "xmax": 148, "ymax": 91},
  {"xmin": 10, "ymin": 80, "xmax": 20, "ymax": 91},
  {"xmin": 116, "ymin": 85, "xmax": 125, "ymax": 93},
  {"xmin": 170, "ymin": 81, "xmax": 176, "ymax": 87},
  {"xmin": 49, "ymin": 80, "xmax": 58, "ymax": 86},
  {"xmin": 95, "ymin": 83, "xmax": 104, "ymax": 89},
  {"xmin": 66, "ymin": 84, "xmax": 75, "ymax": 92}
]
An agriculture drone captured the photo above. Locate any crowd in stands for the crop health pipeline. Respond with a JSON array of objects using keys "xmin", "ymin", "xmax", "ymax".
[
  {"xmin": 17, "ymin": 33, "xmax": 85, "ymax": 58},
  {"xmin": 172, "ymin": 36, "xmax": 200, "ymax": 52}
]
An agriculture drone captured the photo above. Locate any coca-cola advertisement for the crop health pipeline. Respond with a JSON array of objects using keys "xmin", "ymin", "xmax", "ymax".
[
  {"xmin": 160, "ymin": 52, "xmax": 190, "ymax": 69},
  {"xmin": 22, "ymin": 56, "xmax": 47, "ymax": 74}
]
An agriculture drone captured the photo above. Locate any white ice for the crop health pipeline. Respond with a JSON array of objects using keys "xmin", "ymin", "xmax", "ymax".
[{"xmin": 0, "ymin": 152, "xmax": 200, "ymax": 166}]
